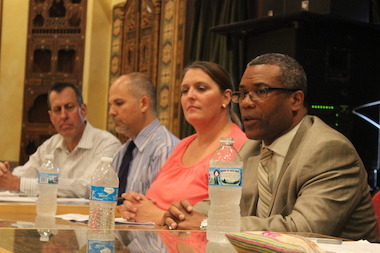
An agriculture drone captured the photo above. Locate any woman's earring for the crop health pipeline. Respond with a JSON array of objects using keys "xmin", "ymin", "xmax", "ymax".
[{"xmin": 222, "ymin": 104, "xmax": 226, "ymax": 108}]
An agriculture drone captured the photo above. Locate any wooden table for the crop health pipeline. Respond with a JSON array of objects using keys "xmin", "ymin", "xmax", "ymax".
[
  {"xmin": 0, "ymin": 202, "xmax": 206, "ymax": 253},
  {"xmin": 2, "ymin": 202, "xmax": 363, "ymax": 253}
]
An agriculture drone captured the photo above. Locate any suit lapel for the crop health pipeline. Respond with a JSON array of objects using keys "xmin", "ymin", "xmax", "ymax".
[
  {"xmin": 239, "ymin": 140, "xmax": 261, "ymax": 216},
  {"xmin": 270, "ymin": 116, "xmax": 313, "ymax": 212}
]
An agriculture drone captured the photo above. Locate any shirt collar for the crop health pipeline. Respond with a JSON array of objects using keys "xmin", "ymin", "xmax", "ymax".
[
  {"xmin": 130, "ymin": 118, "xmax": 161, "ymax": 152},
  {"xmin": 263, "ymin": 117, "xmax": 305, "ymax": 157},
  {"xmin": 56, "ymin": 121, "xmax": 93, "ymax": 152}
]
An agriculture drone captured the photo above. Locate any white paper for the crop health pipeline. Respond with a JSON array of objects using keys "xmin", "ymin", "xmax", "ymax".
[
  {"xmin": 0, "ymin": 191, "xmax": 89, "ymax": 204},
  {"xmin": 0, "ymin": 191, "xmax": 37, "ymax": 202},
  {"xmin": 310, "ymin": 239, "xmax": 380, "ymax": 253},
  {"xmin": 56, "ymin": 213, "xmax": 155, "ymax": 227}
]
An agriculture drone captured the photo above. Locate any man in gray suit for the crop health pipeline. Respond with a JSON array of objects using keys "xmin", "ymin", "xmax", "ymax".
[{"xmin": 161, "ymin": 53, "xmax": 379, "ymax": 242}]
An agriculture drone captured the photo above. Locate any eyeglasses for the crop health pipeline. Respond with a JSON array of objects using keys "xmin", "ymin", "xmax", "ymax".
[
  {"xmin": 50, "ymin": 103, "xmax": 77, "ymax": 115},
  {"xmin": 231, "ymin": 87, "xmax": 300, "ymax": 103}
]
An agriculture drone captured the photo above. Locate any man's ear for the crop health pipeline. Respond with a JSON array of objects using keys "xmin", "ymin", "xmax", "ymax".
[
  {"xmin": 80, "ymin": 103, "xmax": 88, "ymax": 118},
  {"xmin": 139, "ymin": 96, "xmax": 150, "ymax": 113},
  {"xmin": 48, "ymin": 110, "xmax": 53, "ymax": 122},
  {"xmin": 291, "ymin": 90, "xmax": 304, "ymax": 111}
]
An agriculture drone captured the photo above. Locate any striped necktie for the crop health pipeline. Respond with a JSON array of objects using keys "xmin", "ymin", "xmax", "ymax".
[{"xmin": 257, "ymin": 147, "xmax": 274, "ymax": 218}]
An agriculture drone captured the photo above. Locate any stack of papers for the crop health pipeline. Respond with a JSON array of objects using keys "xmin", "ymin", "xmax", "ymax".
[{"xmin": 56, "ymin": 213, "xmax": 155, "ymax": 228}]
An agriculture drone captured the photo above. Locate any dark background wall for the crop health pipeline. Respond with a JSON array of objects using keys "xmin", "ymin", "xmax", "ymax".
[{"xmin": 190, "ymin": 0, "xmax": 380, "ymax": 191}]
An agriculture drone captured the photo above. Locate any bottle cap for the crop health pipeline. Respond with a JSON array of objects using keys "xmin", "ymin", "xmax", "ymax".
[
  {"xmin": 44, "ymin": 154, "xmax": 54, "ymax": 160},
  {"xmin": 220, "ymin": 137, "xmax": 234, "ymax": 144},
  {"xmin": 40, "ymin": 235, "xmax": 49, "ymax": 242},
  {"xmin": 101, "ymin": 157, "xmax": 113, "ymax": 163}
]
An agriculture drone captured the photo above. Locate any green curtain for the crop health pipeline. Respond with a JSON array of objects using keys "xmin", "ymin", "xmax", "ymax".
[{"xmin": 181, "ymin": 0, "xmax": 258, "ymax": 137}]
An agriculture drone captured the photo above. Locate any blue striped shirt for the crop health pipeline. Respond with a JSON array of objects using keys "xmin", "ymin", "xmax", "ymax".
[{"xmin": 113, "ymin": 118, "xmax": 180, "ymax": 195}]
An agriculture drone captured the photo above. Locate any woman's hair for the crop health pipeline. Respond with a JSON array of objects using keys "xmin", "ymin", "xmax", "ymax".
[
  {"xmin": 182, "ymin": 61, "xmax": 242, "ymax": 128},
  {"xmin": 182, "ymin": 61, "xmax": 233, "ymax": 93}
]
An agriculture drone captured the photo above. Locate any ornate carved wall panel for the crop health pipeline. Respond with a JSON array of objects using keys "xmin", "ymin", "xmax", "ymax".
[
  {"xmin": 20, "ymin": 0, "xmax": 87, "ymax": 164},
  {"xmin": 107, "ymin": 0, "xmax": 187, "ymax": 139},
  {"xmin": 156, "ymin": 0, "xmax": 186, "ymax": 137},
  {"xmin": 107, "ymin": 2, "xmax": 127, "ymax": 143},
  {"xmin": 121, "ymin": 0, "xmax": 140, "ymax": 75},
  {"xmin": 121, "ymin": 0, "xmax": 161, "ymax": 83},
  {"xmin": 107, "ymin": 0, "xmax": 163, "ymax": 141}
]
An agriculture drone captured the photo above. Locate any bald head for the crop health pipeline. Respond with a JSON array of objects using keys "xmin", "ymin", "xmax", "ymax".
[{"xmin": 108, "ymin": 73, "xmax": 157, "ymax": 138}]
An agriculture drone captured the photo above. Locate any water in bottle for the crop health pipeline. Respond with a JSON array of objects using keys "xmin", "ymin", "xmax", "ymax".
[
  {"xmin": 36, "ymin": 154, "xmax": 59, "ymax": 216},
  {"xmin": 35, "ymin": 214, "xmax": 56, "ymax": 242},
  {"xmin": 207, "ymin": 137, "xmax": 243, "ymax": 243},
  {"xmin": 87, "ymin": 229, "xmax": 115, "ymax": 253},
  {"xmin": 206, "ymin": 241, "xmax": 237, "ymax": 253},
  {"xmin": 88, "ymin": 157, "xmax": 119, "ymax": 230}
]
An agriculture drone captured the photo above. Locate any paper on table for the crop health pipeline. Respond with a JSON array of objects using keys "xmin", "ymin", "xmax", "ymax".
[
  {"xmin": 114, "ymin": 217, "xmax": 155, "ymax": 227},
  {"xmin": 0, "ymin": 191, "xmax": 89, "ymax": 204},
  {"xmin": 56, "ymin": 213, "xmax": 89, "ymax": 222},
  {"xmin": 310, "ymin": 239, "xmax": 380, "ymax": 253},
  {"xmin": 0, "ymin": 191, "xmax": 37, "ymax": 202},
  {"xmin": 57, "ymin": 198, "xmax": 89, "ymax": 204},
  {"xmin": 56, "ymin": 213, "xmax": 155, "ymax": 227}
]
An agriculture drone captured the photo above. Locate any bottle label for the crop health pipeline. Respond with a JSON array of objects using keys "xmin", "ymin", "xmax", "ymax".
[
  {"xmin": 38, "ymin": 172, "xmax": 59, "ymax": 185},
  {"xmin": 209, "ymin": 167, "xmax": 242, "ymax": 187},
  {"xmin": 87, "ymin": 240, "xmax": 115, "ymax": 253},
  {"xmin": 90, "ymin": 186, "xmax": 118, "ymax": 201}
]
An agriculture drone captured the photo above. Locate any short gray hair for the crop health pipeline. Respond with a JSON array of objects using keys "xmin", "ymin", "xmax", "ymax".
[
  {"xmin": 124, "ymin": 72, "xmax": 157, "ymax": 113},
  {"xmin": 248, "ymin": 53, "xmax": 307, "ymax": 97}
]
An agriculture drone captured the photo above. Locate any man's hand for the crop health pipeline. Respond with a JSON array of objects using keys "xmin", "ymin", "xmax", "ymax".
[
  {"xmin": 0, "ymin": 162, "xmax": 20, "ymax": 191},
  {"xmin": 119, "ymin": 191, "xmax": 163, "ymax": 224},
  {"xmin": 0, "ymin": 161, "xmax": 10, "ymax": 175},
  {"xmin": 161, "ymin": 199, "xmax": 206, "ymax": 230}
]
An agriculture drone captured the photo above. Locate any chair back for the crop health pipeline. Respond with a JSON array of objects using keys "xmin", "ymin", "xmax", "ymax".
[{"xmin": 372, "ymin": 190, "xmax": 380, "ymax": 237}]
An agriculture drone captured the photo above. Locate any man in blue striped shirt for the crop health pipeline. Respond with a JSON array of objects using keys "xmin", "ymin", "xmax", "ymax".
[{"xmin": 109, "ymin": 73, "xmax": 180, "ymax": 200}]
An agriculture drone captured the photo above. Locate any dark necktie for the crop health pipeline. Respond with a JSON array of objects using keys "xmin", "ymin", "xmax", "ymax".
[{"xmin": 118, "ymin": 141, "xmax": 136, "ymax": 199}]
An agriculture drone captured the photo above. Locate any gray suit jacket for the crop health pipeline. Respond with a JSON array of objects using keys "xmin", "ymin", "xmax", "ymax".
[{"xmin": 195, "ymin": 115, "xmax": 379, "ymax": 242}]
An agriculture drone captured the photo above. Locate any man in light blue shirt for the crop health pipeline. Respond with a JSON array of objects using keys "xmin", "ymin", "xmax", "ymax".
[{"xmin": 109, "ymin": 73, "xmax": 179, "ymax": 199}]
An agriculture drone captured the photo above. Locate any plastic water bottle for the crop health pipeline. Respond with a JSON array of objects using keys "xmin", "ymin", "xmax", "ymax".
[
  {"xmin": 35, "ymin": 214, "xmax": 56, "ymax": 242},
  {"xmin": 88, "ymin": 157, "xmax": 119, "ymax": 230},
  {"xmin": 206, "ymin": 241, "xmax": 237, "ymax": 253},
  {"xmin": 87, "ymin": 230, "xmax": 115, "ymax": 253},
  {"xmin": 207, "ymin": 137, "xmax": 243, "ymax": 243},
  {"xmin": 36, "ymin": 154, "xmax": 59, "ymax": 216}
]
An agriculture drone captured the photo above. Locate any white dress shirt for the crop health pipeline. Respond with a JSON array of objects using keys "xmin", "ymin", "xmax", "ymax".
[{"xmin": 12, "ymin": 122, "xmax": 121, "ymax": 198}]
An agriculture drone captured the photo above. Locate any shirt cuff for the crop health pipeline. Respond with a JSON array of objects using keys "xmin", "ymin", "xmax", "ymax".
[{"xmin": 20, "ymin": 177, "xmax": 38, "ymax": 196}]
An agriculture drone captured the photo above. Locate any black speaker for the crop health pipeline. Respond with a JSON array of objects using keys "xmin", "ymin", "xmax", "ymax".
[
  {"xmin": 211, "ymin": 12, "xmax": 380, "ymax": 181},
  {"xmin": 259, "ymin": 0, "xmax": 286, "ymax": 17},
  {"xmin": 259, "ymin": 0, "xmax": 370, "ymax": 22}
]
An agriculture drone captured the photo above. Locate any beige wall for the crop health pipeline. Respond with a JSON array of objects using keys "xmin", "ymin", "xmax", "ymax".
[
  {"xmin": 0, "ymin": 0, "xmax": 28, "ymax": 162},
  {"xmin": 0, "ymin": 0, "xmax": 119, "ymax": 162},
  {"xmin": 83, "ymin": 0, "xmax": 113, "ymax": 129}
]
